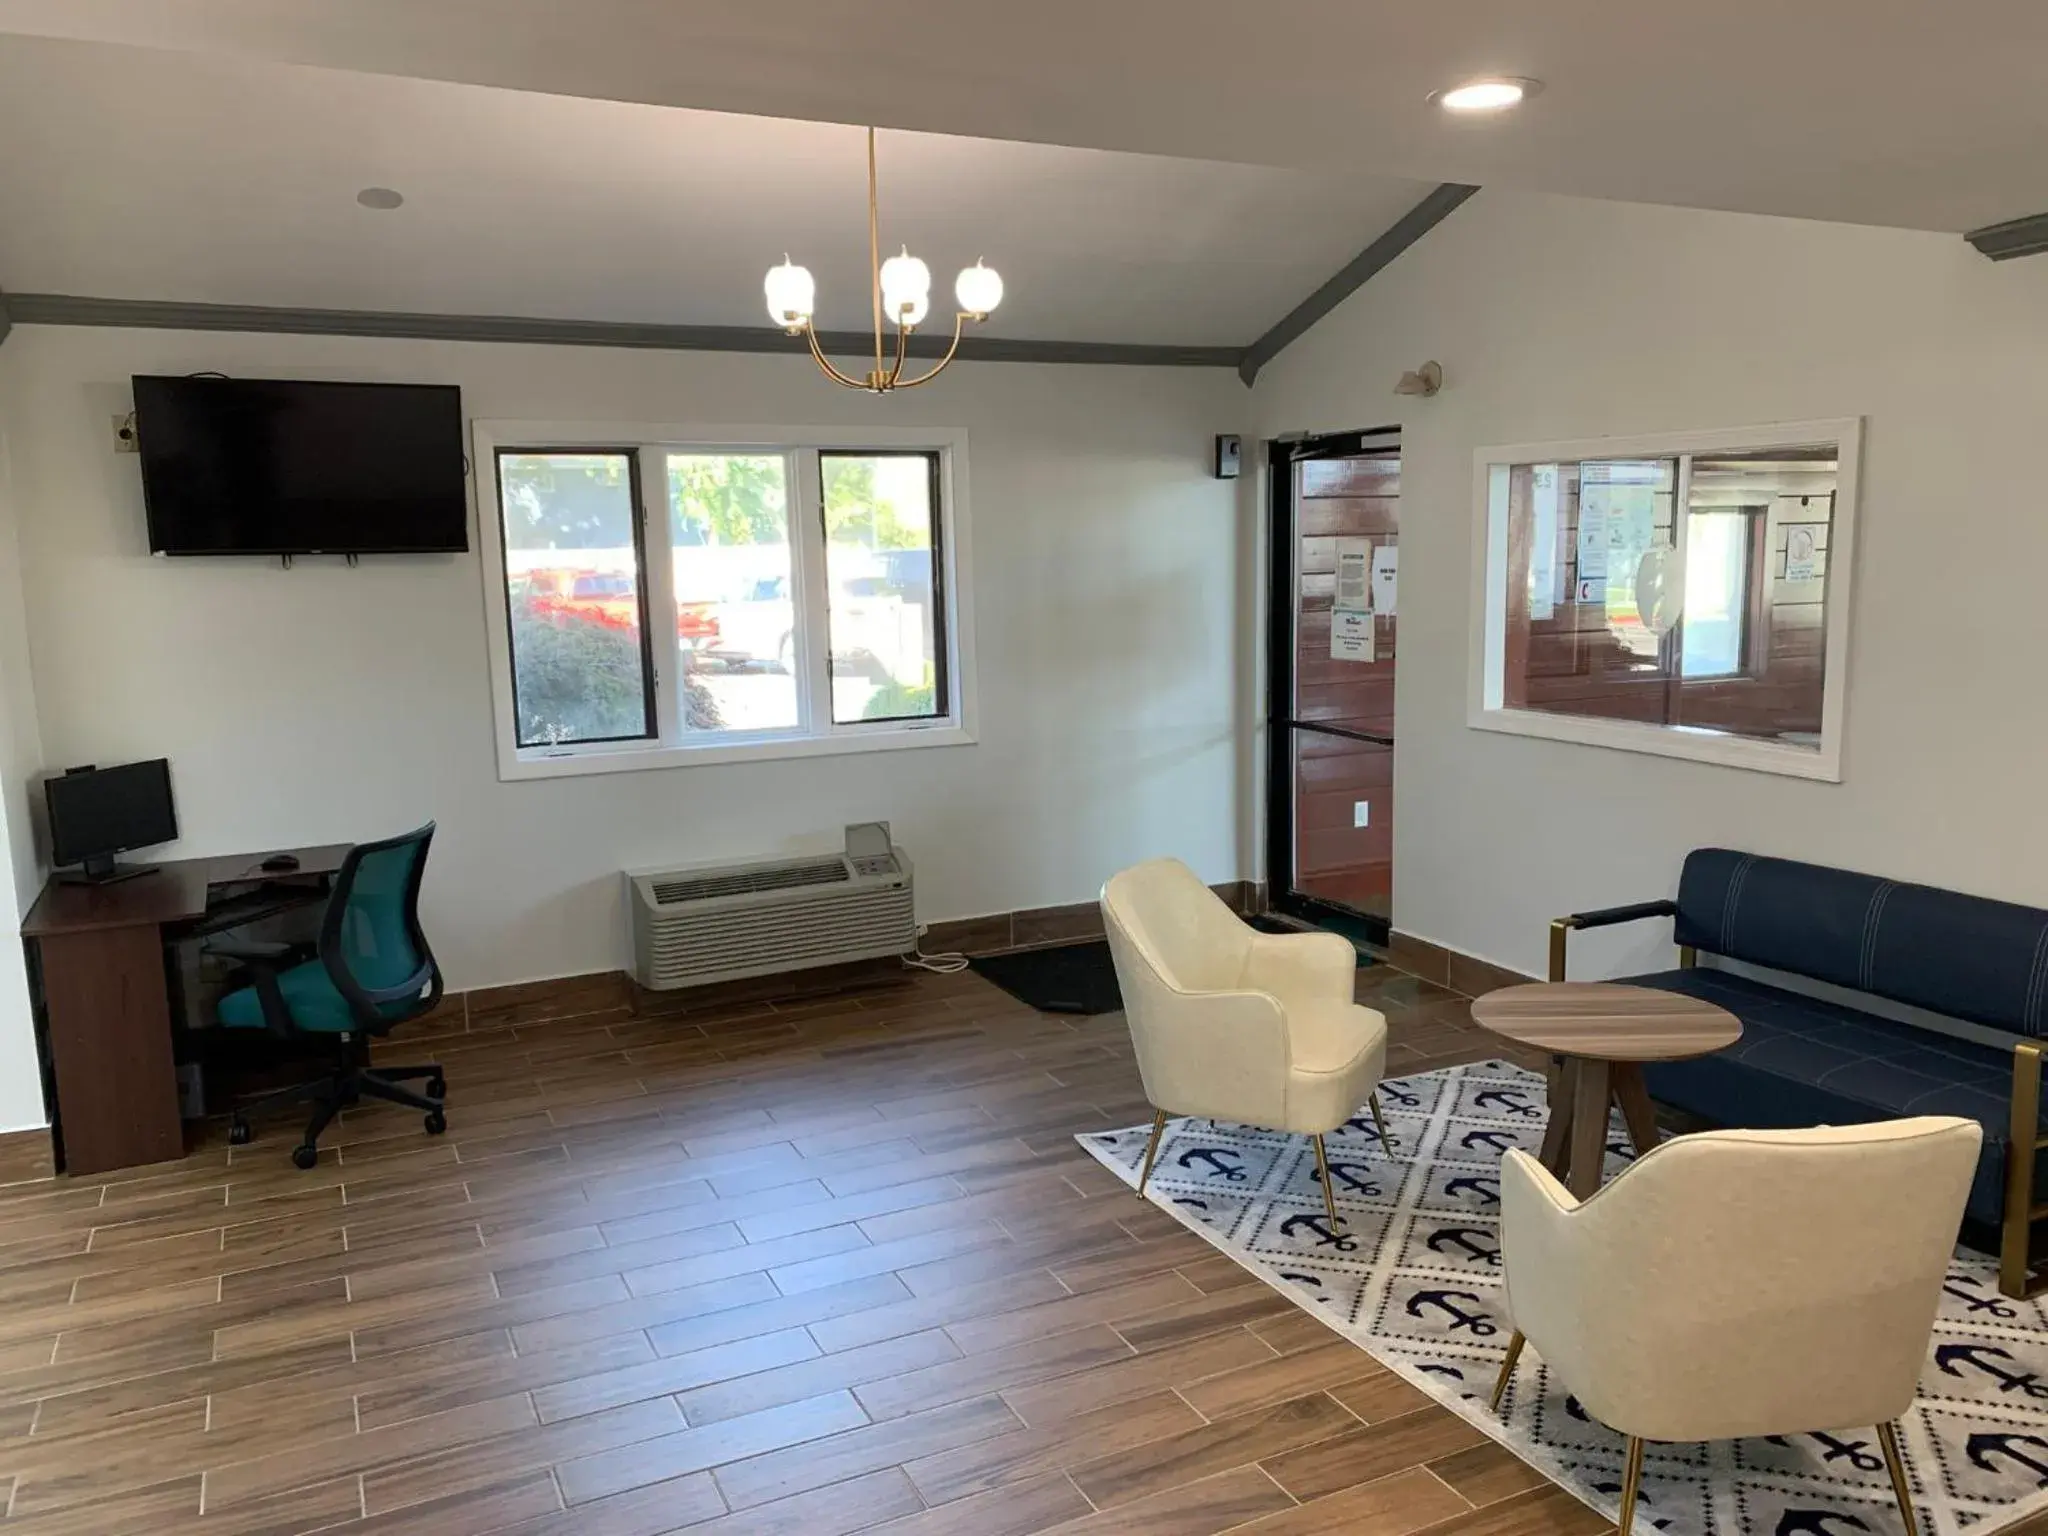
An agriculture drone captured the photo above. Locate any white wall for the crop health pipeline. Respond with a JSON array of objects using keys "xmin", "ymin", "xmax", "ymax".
[
  {"xmin": 0, "ymin": 329, "xmax": 1249, "ymax": 1007},
  {"xmin": 0, "ymin": 383, "xmax": 50, "ymax": 1129},
  {"xmin": 1251, "ymin": 189, "xmax": 2048, "ymax": 980}
]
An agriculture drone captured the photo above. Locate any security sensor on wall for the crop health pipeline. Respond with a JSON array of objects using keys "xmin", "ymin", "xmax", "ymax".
[{"xmin": 1395, "ymin": 361, "xmax": 1443, "ymax": 398}]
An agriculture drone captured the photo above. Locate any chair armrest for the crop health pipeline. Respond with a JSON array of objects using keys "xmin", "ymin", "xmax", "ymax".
[
  {"xmin": 1240, "ymin": 930, "xmax": 1358, "ymax": 1011},
  {"xmin": 211, "ymin": 945, "xmax": 306, "ymax": 1041},
  {"xmin": 1549, "ymin": 900, "xmax": 1679, "ymax": 981},
  {"xmin": 1566, "ymin": 899, "xmax": 1679, "ymax": 929},
  {"xmin": 1130, "ymin": 988, "xmax": 1291, "ymax": 1128},
  {"xmin": 1499, "ymin": 1149, "xmax": 1590, "ymax": 1359},
  {"xmin": 204, "ymin": 938, "xmax": 304, "ymax": 964}
]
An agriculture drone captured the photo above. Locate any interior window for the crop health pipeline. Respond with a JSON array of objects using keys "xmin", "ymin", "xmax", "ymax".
[{"xmin": 1479, "ymin": 432, "xmax": 1848, "ymax": 774}]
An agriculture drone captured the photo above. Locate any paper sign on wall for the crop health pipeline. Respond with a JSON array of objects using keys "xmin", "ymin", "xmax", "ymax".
[
  {"xmin": 1576, "ymin": 503, "xmax": 1610, "ymax": 582},
  {"xmin": 1331, "ymin": 608, "xmax": 1375, "ymax": 662},
  {"xmin": 1786, "ymin": 526, "xmax": 1819, "ymax": 582},
  {"xmin": 1334, "ymin": 539, "xmax": 1373, "ymax": 610},
  {"xmin": 1370, "ymin": 546, "xmax": 1399, "ymax": 618},
  {"xmin": 1530, "ymin": 466, "xmax": 1559, "ymax": 620}
]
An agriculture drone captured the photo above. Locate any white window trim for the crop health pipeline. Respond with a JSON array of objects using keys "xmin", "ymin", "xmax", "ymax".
[
  {"xmin": 473, "ymin": 419, "xmax": 978, "ymax": 782},
  {"xmin": 1467, "ymin": 417, "xmax": 1862, "ymax": 783}
]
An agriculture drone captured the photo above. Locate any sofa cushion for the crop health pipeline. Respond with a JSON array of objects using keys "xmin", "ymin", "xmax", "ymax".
[
  {"xmin": 1674, "ymin": 849, "xmax": 2048, "ymax": 1039},
  {"xmin": 1633, "ymin": 966, "xmax": 2040, "ymax": 1226}
]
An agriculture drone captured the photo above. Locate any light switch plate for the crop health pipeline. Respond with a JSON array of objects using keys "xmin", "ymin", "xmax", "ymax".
[{"xmin": 1353, "ymin": 801, "xmax": 1371, "ymax": 828}]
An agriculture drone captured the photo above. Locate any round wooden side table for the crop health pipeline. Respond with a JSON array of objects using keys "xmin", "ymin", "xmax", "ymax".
[{"xmin": 1469, "ymin": 982, "xmax": 1741, "ymax": 1198}]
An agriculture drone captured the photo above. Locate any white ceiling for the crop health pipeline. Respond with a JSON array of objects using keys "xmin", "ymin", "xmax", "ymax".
[
  {"xmin": 0, "ymin": 35, "xmax": 1433, "ymax": 345},
  {"xmin": 2, "ymin": 0, "xmax": 2045, "ymax": 234}
]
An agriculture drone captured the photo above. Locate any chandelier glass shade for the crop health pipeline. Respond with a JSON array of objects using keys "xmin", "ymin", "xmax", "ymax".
[{"xmin": 763, "ymin": 128, "xmax": 1004, "ymax": 394}]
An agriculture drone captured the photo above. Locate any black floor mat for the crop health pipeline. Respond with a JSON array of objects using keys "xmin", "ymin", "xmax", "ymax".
[
  {"xmin": 970, "ymin": 926, "xmax": 1370, "ymax": 1017},
  {"xmin": 970, "ymin": 941, "xmax": 1124, "ymax": 1015}
]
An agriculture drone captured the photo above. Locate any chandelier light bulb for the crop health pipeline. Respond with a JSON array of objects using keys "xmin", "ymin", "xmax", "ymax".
[
  {"xmin": 955, "ymin": 260, "xmax": 1004, "ymax": 318},
  {"xmin": 763, "ymin": 257, "xmax": 815, "ymax": 330},
  {"xmin": 879, "ymin": 246, "xmax": 932, "ymax": 327}
]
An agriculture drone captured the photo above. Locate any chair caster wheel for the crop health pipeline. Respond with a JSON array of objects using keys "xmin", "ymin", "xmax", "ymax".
[
  {"xmin": 424, "ymin": 1110, "xmax": 447, "ymax": 1136},
  {"xmin": 228, "ymin": 1118, "xmax": 252, "ymax": 1147},
  {"xmin": 291, "ymin": 1144, "xmax": 319, "ymax": 1170},
  {"xmin": 426, "ymin": 1075, "xmax": 446, "ymax": 1101}
]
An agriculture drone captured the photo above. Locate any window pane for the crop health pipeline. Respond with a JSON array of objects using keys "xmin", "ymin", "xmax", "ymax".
[
  {"xmin": 1579, "ymin": 458, "xmax": 1677, "ymax": 665},
  {"xmin": 1679, "ymin": 511, "xmax": 1749, "ymax": 678},
  {"xmin": 497, "ymin": 451, "xmax": 652, "ymax": 747},
  {"xmin": 1675, "ymin": 447, "xmax": 1837, "ymax": 742},
  {"xmin": 667, "ymin": 453, "xmax": 799, "ymax": 734},
  {"xmin": 820, "ymin": 453, "xmax": 944, "ymax": 724}
]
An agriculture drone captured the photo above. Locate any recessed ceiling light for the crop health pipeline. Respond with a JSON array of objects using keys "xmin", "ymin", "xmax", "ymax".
[
  {"xmin": 1432, "ymin": 77, "xmax": 1542, "ymax": 113},
  {"xmin": 356, "ymin": 187, "xmax": 405, "ymax": 210}
]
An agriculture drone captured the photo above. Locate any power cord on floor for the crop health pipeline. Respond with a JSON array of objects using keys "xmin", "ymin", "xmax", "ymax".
[{"xmin": 902, "ymin": 924, "xmax": 971, "ymax": 974}]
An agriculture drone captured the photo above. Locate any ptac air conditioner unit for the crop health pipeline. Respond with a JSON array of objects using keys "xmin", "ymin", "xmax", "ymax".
[{"xmin": 628, "ymin": 822, "xmax": 916, "ymax": 990}]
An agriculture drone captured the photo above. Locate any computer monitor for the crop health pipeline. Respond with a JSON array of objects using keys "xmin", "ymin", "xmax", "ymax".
[{"xmin": 45, "ymin": 759, "xmax": 178, "ymax": 884}]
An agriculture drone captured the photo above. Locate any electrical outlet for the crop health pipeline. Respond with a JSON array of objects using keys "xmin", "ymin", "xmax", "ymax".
[
  {"xmin": 1353, "ymin": 801, "xmax": 1371, "ymax": 828},
  {"xmin": 111, "ymin": 414, "xmax": 139, "ymax": 454}
]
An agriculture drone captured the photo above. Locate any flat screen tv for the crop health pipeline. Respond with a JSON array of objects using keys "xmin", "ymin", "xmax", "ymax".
[{"xmin": 133, "ymin": 375, "xmax": 469, "ymax": 555}]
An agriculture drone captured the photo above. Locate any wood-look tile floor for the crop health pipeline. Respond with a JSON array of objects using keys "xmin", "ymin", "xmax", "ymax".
[{"xmin": 0, "ymin": 961, "xmax": 1601, "ymax": 1536}]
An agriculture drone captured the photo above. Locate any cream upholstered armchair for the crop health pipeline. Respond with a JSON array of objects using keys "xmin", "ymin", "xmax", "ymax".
[
  {"xmin": 1100, "ymin": 858, "xmax": 1390, "ymax": 1226},
  {"xmin": 1490, "ymin": 1118, "xmax": 1981, "ymax": 1536}
]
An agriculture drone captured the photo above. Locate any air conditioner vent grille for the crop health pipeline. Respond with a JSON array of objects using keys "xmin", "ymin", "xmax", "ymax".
[
  {"xmin": 628, "ymin": 843, "xmax": 915, "ymax": 992},
  {"xmin": 651, "ymin": 857, "xmax": 849, "ymax": 905}
]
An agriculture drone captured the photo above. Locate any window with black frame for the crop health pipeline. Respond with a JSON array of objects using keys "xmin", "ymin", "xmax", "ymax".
[
  {"xmin": 481, "ymin": 433, "xmax": 965, "ymax": 777},
  {"xmin": 494, "ymin": 450, "xmax": 656, "ymax": 748},
  {"xmin": 820, "ymin": 450, "xmax": 947, "ymax": 725}
]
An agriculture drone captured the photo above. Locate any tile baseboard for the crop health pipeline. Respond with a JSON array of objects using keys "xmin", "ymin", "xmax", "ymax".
[
  {"xmin": 0, "ymin": 1126, "xmax": 55, "ymax": 1186},
  {"xmin": 925, "ymin": 882, "xmax": 1256, "ymax": 959},
  {"xmin": 1387, "ymin": 930, "xmax": 1538, "ymax": 998}
]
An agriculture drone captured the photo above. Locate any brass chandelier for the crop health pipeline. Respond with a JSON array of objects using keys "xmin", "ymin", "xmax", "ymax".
[{"xmin": 764, "ymin": 127, "xmax": 1005, "ymax": 394}]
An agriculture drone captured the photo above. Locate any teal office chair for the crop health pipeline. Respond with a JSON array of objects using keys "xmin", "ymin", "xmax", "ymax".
[{"xmin": 215, "ymin": 824, "xmax": 448, "ymax": 1168}]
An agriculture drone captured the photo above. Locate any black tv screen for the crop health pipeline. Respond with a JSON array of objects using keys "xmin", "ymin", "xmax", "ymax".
[{"xmin": 133, "ymin": 375, "xmax": 469, "ymax": 555}]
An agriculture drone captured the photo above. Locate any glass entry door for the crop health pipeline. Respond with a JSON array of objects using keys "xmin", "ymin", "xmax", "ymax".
[{"xmin": 1265, "ymin": 430, "xmax": 1400, "ymax": 940}]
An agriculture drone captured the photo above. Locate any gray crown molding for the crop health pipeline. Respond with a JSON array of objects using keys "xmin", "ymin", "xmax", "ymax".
[
  {"xmin": 1237, "ymin": 183, "xmax": 1480, "ymax": 386},
  {"xmin": 7, "ymin": 188, "xmax": 1481, "ymax": 380},
  {"xmin": 0, "ymin": 293, "xmax": 1243, "ymax": 369},
  {"xmin": 1965, "ymin": 212, "xmax": 2048, "ymax": 262}
]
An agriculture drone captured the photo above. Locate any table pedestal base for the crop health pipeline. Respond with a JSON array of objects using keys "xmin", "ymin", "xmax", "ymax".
[{"xmin": 1540, "ymin": 1056, "xmax": 1661, "ymax": 1198}]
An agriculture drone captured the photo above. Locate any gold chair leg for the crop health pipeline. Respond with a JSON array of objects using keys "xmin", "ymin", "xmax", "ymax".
[
  {"xmin": 1135, "ymin": 1109, "xmax": 1168, "ymax": 1200},
  {"xmin": 1488, "ymin": 1330, "xmax": 1525, "ymax": 1412},
  {"xmin": 1617, "ymin": 1434, "xmax": 1645, "ymax": 1536},
  {"xmin": 1311, "ymin": 1134, "xmax": 1342, "ymax": 1226},
  {"xmin": 1876, "ymin": 1421, "xmax": 1918, "ymax": 1536},
  {"xmin": 1368, "ymin": 1091, "xmax": 1396, "ymax": 1152}
]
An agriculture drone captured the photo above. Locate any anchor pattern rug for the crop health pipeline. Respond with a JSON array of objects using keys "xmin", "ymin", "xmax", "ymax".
[{"xmin": 1077, "ymin": 1059, "xmax": 2048, "ymax": 1536}]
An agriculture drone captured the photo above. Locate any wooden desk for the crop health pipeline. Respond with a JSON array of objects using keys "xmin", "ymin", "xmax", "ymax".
[
  {"xmin": 1471, "ymin": 981, "xmax": 1741, "ymax": 1198},
  {"xmin": 21, "ymin": 844, "xmax": 350, "ymax": 1176}
]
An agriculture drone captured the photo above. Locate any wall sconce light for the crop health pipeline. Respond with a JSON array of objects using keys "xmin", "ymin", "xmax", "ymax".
[{"xmin": 1395, "ymin": 361, "xmax": 1444, "ymax": 398}]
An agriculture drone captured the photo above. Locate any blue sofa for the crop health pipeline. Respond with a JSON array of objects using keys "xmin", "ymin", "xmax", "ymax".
[{"xmin": 1552, "ymin": 848, "xmax": 2048, "ymax": 1298}]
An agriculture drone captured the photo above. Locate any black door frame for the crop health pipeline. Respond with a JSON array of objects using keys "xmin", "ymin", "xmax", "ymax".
[{"xmin": 1264, "ymin": 427, "xmax": 1401, "ymax": 943}]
